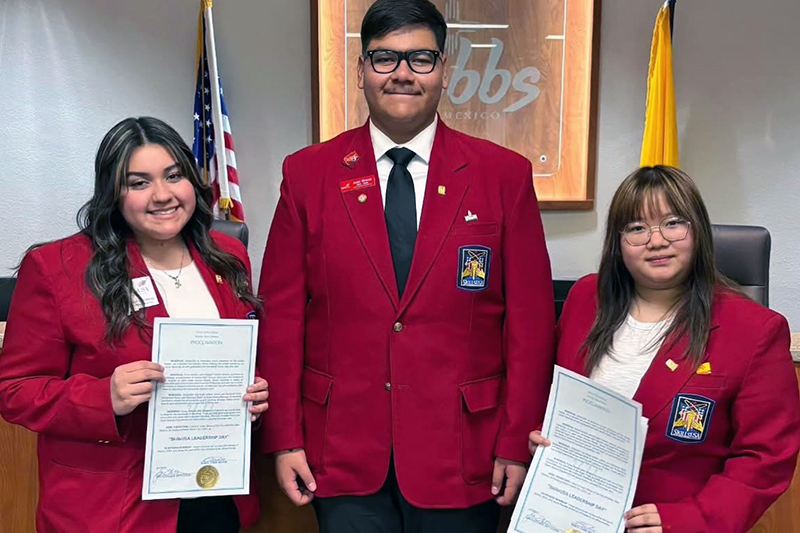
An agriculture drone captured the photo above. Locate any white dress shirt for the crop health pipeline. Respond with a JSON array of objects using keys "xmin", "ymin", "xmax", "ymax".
[{"xmin": 369, "ymin": 117, "xmax": 437, "ymax": 230}]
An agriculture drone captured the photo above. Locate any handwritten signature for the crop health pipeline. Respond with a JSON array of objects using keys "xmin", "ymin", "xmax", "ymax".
[
  {"xmin": 522, "ymin": 510, "xmax": 560, "ymax": 532},
  {"xmin": 153, "ymin": 467, "xmax": 193, "ymax": 483},
  {"xmin": 201, "ymin": 456, "xmax": 229, "ymax": 465},
  {"xmin": 572, "ymin": 522, "xmax": 596, "ymax": 533}
]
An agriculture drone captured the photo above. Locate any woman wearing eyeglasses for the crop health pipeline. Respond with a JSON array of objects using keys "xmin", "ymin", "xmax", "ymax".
[{"xmin": 529, "ymin": 166, "xmax": 800, "ymax": 533}]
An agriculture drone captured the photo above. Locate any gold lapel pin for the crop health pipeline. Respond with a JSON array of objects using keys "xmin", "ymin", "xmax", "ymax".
[
  {"xmin": 358, "ymin": 193, "xmax": 367, "ymax": 203},
  {"xmin": 437, "ymin": 185, "xmax": 446, "ymax": 196},
  {"xmin": 665, "ymin": 359, "xmax": 679, "ymax": 372},
  {"xmin": 215, "ymin": 275, "xmax": 223, "ymax": 284},
  {"xmin": 696, "ymin": 362, "xmax": 711, "ymax": 374}
]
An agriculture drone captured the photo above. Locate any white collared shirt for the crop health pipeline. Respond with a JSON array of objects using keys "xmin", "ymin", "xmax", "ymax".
[{"xmin": 369, "ymin": 117, "xmax": 437, "ymax": 229}]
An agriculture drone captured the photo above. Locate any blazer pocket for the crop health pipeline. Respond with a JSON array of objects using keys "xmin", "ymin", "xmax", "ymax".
[
  {"xmin": 451, "ymin": 222, "xmax": 500, "ymax": 237},
  {"xmin": 684, "ymin": 374, "xmax": 727, "ymax": 390},
  {"xmin": 40, "ymin": 461, "xmax": 125, "ymax": 532},
  {"xmin": 459, "ymin": 374, "xmax": 504, "ymax": 484},
  {"xmin": 301, "ymin": 367, "xmax": 334, "ymax": 470}
]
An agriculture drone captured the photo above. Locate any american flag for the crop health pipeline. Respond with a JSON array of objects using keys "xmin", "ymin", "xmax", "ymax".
[{"xmin": 192, "ymin": 0, "xmax": 244, "ymax": 222}]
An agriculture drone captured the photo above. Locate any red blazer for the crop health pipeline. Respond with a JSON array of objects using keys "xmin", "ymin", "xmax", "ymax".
[
  {"xmin": 0, "ymin": 232, "xmax": 260, "ymax": 533},
  {"xmin": 257, "ymin": 119, "xmax": 555, "ymax": 508},
  {"xmin": 557, "ymin": 274, "xmax": 800, "ymax": 533}
]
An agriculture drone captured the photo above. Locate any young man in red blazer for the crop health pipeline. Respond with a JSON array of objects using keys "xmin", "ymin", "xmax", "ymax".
[{"xmin": 257, "ymin": 1, "xmax": 555, "ymax": 531}]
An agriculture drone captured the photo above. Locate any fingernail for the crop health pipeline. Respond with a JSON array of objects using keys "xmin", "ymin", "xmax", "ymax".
[
  {"xmin": 309, "ymin": 482, "xmax": 317, "ymax": 491},
  {"xmin": 491, "ymin": 486, "xmax": 499, "ymax": 495}
]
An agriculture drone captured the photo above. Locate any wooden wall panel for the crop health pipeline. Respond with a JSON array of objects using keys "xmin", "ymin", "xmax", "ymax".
[{"xmin": 0, "ymin": 419, "xmax": 37, "ymax": 533}]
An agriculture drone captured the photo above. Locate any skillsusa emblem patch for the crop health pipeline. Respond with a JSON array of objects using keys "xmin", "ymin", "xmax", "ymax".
[
  {"xmin": 666, "ymin": 393, "xmax": 715, "ymax": 444},
  {"xmin": 457, "ymin": 245, "xmax": 490, "ymax": 291}
]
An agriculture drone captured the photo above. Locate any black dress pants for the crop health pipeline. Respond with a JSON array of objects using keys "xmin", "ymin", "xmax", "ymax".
[
  {"xmin": 311, "ymin": 461, "xmax": 500, "ymax": 533},
  {"xmin": 176, "ymin": 495, "xmax": 240, "ymax": 533}
]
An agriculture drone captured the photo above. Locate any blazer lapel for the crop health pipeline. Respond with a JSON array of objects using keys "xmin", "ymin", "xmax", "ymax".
[
  {"xmin": 337, "ymin": 123, "xmax": 400, "ymax": 308},
  {"xmin": 633, "ymin": 311, "xmax": 721, "ymax": 421},
  {"xmin": 399, "ymin": 122, "xmax": 469, "ymax": 312},
  {"xmin": 187, "ymin": 240, "xmax": 240, "ymax": 318}
]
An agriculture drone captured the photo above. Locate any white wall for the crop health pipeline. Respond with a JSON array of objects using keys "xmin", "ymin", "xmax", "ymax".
[
  {"xmin": 2, "ymin": 0, "xmax": 799, "ymax": 329},
  {"xmin": 542, "ymin": 0, "xmax": 800, "ymax": 329},
  {"xmin": 0, "ymin": 0, "xmax": 311, "ymax": 284}
]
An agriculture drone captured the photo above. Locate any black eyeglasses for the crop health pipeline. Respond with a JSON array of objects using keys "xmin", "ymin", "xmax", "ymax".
[
  {"xmin": 364, "ymin": 49, "xmax": 441, "ymax": 74},
  {"xmin": 620, "ymin": 216, "xmax": 692, "ymax": 246}
]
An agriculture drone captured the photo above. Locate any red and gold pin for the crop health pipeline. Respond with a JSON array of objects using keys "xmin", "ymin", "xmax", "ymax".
[{"xmin": 343, "ymin": 151, "xmax": 360, "ymax": 167}]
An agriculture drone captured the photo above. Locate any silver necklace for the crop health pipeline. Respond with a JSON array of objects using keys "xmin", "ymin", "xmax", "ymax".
[{"xmin": 147, "ymin": 247, "xmax": 186, "ymax": 289}]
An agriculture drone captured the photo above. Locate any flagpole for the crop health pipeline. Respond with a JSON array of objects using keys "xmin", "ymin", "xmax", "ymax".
[
  {"xmin": 202, "ymin": 0, "xmax": 232, "ymax": 218},
  {"xmin": 668, "ymin": 0, "xmax": 676, "ymax": 40},
  {"xmin": 196, "ymin": 7, "xmax": 210, "ymax": 187}
]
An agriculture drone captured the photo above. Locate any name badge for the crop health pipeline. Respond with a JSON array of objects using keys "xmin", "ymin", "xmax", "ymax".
[
  {"xmin": 131, "ymin": 276, "xmax": 159, "ymax": 311},
  {"xmin": 340, "ymin": 175, "xmax": 376, "ymax": 193}
]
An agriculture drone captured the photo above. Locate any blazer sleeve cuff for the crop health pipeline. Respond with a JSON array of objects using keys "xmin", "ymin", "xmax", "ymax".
[
  {"xmin": 494, "ymin": 433, "xmax": 532, "ymax": 465},
  {"xmin": 656, "ymin": 502, "xmax": 707, "ymax": 533},
  {"xmin": 258, "ymin": 426, "xmax": 304, "ymax": 455}
]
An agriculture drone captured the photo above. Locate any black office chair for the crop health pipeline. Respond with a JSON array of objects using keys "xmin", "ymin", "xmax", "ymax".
[
  {"xmin": 211, "ymin": 220, "xmax": 249, "ymax": 249},
  {"xmin": 0, "ymin": 277, "xmax": 16, "ymax": 323},
  {"xmin": 712, "ymin": 224, "xmax": 770, "ymax": 307}
]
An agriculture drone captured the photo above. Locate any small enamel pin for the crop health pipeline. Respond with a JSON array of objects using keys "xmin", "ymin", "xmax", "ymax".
[
  {"xmin": 696, "ymin": 362, "xmax": 711, "ymax": 375},
  {"xmin": 464, "ymin": 210, "xmax": 478, "ymax": 222},
  {"xmin": 343, "ymin": 151, "xmax": 360, "ymax": 167},
  {"xmin": 358, "ymin": 194, "xmax": 367, "ymax": 203},
  {"xmin": 438, "ymin": 185, "xmax": 446, "ymax": 196},
  {"xmin": 215, "ymin": 275, "xmax": 223, "ymax": 284},
  {"xmin": 665, "ymin": 359, "xmax": 679, "ymax": 372}
]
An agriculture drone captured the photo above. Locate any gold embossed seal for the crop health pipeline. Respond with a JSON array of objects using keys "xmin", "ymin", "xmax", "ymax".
[{"xmin": 196, "ymin": 465, "xmax": 219, "ymax": 489}]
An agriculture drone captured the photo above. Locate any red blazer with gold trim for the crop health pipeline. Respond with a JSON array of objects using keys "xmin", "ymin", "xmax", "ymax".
[
  {"xmin": 557, "ymin": 274, "xmax": 800, "ymax": 533},
  {"xmin": 257, "ymin": 119, "xmax": 555, "ymax": 508},
  {"xmin": 0, "ymin": 231, "xmax": 260, "ymax": 533}
]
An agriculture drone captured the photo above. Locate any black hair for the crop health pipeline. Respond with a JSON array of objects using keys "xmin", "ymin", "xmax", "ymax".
[{"xmin": 360, "ymin": 0, "xmax": 447, "ymax": 54}]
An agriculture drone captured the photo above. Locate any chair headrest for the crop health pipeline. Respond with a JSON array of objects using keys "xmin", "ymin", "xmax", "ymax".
[{"xmin": 211, "ymin": 220, "xmax": 249, "ymax": 249}]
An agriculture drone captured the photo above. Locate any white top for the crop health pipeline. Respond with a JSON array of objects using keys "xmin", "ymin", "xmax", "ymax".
[
  {"xmin": 369, "ymin": 116, "xmax": 438, "ymax": 230},
  {"xmin": 147, "ymin": 261, "xmax": 220, "ymax": 319},
  {"xmin": 591, "ymin": 314, "xmax": 672, "ymax": 399}
]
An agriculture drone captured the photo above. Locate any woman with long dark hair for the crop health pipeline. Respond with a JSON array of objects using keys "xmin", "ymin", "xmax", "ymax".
[
  {"xmin": 0, "ymin": 117, "xmax": 266, "ymax": 532},
  {"xmin": 530, "ymin": 166, "xmax": 800, "ymax": 532}
]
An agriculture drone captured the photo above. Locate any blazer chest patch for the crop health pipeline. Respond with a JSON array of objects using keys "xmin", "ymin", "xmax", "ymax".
[
  {"xmin": 457, "ymin": 246, "xmax": 491, "ymax": 291},
  {"xmin": 666, "ymin": 393, "xmax": 715, "ymax": 444}
]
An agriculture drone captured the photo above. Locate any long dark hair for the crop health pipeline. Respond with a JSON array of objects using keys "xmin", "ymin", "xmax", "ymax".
[
  {"xmin": 77, "ymin": 116, "xmax": 258, "ymax": 343},
  {"xmin": 583, "ymin": 166, "xmax": 732, "ymax": 372}
]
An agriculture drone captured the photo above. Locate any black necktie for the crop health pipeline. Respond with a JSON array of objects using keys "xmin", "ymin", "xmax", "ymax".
[{"xmin": 384, "ymin": 147, "xmax": 417, "ymax": 296}]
